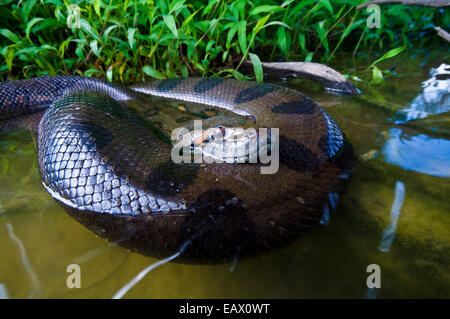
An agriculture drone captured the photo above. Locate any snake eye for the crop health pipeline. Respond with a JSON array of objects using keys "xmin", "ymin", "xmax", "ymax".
[
  {"xmin": 202, "ymin": 135, "xmax": 214, "ymax": 144},
  {"xmin": 218, "ymin": 126, "xmax": 226, "ymax": 137}
]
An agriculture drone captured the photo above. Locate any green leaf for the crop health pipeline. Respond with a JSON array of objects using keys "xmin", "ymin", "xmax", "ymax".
[
  {"xmin": 232, "ymin": 69, "xmax": 247, "ymax": 81},
  {"xmin": 30, "ymin": 18, "xmax": 59, "ymax": 33},
  {"xmin": 0, "ymin": 29, "xmax": 19, "ymax": 43},
  {"xmin": 127, "ymin": 28, "xmax": 137, "ymax": 50},
  {"xmin": 79, "ymin": 19, "xmax": 101, "ymax": 42},
  {"xmin": 103, "ymin": 25, "xmax": 119, "ymax": 42},
  {"xmin": 339, "ymin": 19, "xmax": 365, "ymax": 42},
  {"xmin": 143, "ymin": 65, "xmax": 166, "ymax": 79},
  {"xmin": 25, "ymin": 17, "xmax": 44, "ymax": 39},
  {"xmin": 253, "ymin": 14, "xmax": 271, "ymax": 35},
  {"xmin": 371, "ymin": 66, "xmax": 384, "ymax": 84},
  {"xmin": 21, "ymin": 0, "xmax": 37, "ymax": 23},
  {"xmin": 226, "ymin": 23, "xmax": 238, "ymax": 49},
  {"xmin": 2, "ymin": 46, "xmax": 15, "ymax": 71},
  {"xmin": 316, "ymin": 20, "xmax": 328, "ymax": 51},
  {"xmin": 90, "ymin": 40, "xmax": 101, "ymax": 58},
  {"xmin": 202, "ymin": 0, "xmax": 219, "ymax": 16},
  {"xmin": 281, "ymin": 0, "xmax": 294, "ymax": 7},
  {"xmin": 186, "ymin": 39, "xmax": 196, "ymax": 58},
  {"xmin": 237, "ymin": 20, "xmax": 247, "ymax": 54},
  {"xmin": 169, "ymin": 0, "xmax": 186, "ymax": 15},
  {"xmin": 277, "ymin": 26, "xmax": 291, "ymax": 56},
  {"xmin": 369, "ymin": 47, "xmax": 406, "ymax": 68},
  {"xmin": 299, "ymin": 33, "xmax": 306, "ymax": 52},
  {"xmin": 320, "ymin": 0, "xmax": 333, "ymax": 14},
  {"xmin": 305, "ymin": 52, "xmax": 313, "ymax": 62},
  {"xmin": 84, "ymin": 68, "xmax": 103, "ymax": 77},
  {"xmin": 249, "ymin": 5, "xmax": 283, "ymax": 16},
  {"xmin": 94, "ymin": 0, "xmax": 101, "ymax": 17},
  {"xmin": 163, "ymin": 14, "xmax": 178, "ymax": 38},
  {"xmin": 206, "ymin": 39, "xmax": 215, "ymax": 52},
  {"xmin": 106, "ymin": 68, "xmax": 113, "ymax": 82},
  {"xmin": 249, "ymin": 53, "xmax": 263, "ymax": 83},
  {"xmin": 181, "ymin": 9, "xmax": 199, "ymax": 29},
  {"xmin": 264, "ymin": 21, "xmax": 292, "ymax": 30}
]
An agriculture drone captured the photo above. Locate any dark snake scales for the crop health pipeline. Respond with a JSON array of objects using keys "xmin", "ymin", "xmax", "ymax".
[{"xmin": 0, "ymin": 76, "xmax": 353, "ymax": 263}]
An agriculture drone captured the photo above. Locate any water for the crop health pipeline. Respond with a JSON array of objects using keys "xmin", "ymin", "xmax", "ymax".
[{"xmin": 0, "ymin": 50, "xmax": 448, "ymax": 298}]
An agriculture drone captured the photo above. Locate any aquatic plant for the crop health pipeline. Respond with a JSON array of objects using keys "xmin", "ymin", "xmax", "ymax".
[{"xmin": 0, "ymin": 0, "xmax": 447, "ymax": 82}]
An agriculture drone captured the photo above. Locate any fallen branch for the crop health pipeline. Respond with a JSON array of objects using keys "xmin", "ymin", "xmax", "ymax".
[
  {"xmin": 243, "ymin": 61, "xmax": 361, "ymax": 95},
  {"xmin": 435, "ymin": 27, "xmax": 450, "ymax": 42},
  {"xmin": 356, "ymin": 0, "xmax": 450, "ymax": 9}
]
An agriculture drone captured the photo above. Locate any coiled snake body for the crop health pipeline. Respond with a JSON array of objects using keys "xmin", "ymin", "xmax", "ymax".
[{"xmin": 0, "ymin": 76, "xmax": 353, "ymax": 263}]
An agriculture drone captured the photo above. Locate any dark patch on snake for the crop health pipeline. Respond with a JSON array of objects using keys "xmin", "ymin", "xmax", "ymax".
[
  {"xmin": 271, "ymin": 99, "xmax": 315, "ymax": 115},
  {"xmin": 234, "ymin": 83, "xmax": 279, "ymax": 104},
  {"xmin": 156, "ymin": 79, "xmax": 183, "ymax": 93},
  {"xmin": 69, "ymin": 121, "xmax": 113, "ymax": 151},
  {"xmin": 279, "ymin": 135, "xmax": 321, "ymax": 172},
  {"xmin": 88, "ymin": 94, "xmax": 133, "ymax": 120},
  {"xmin": 193, "ymin": 78, "xmax": 225, "ymax": 93},
  {"xmin": 147, "ymin": 160, "xmax": 199, "ymax": 196},
  {"xmin": 178, "ymin": 188, "xmax": 256, "ymax": 261}
]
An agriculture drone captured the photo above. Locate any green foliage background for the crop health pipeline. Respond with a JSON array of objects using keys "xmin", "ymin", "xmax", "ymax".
[{"xmin": 0, "ymin": 0, "xmax": 448, "ymax": 83}]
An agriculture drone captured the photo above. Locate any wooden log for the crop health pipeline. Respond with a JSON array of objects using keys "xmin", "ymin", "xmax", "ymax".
[
  {"xmin": 435, "ymin": 27, "xmax": 450, "ymax": 42},
  {"xmin": 243, "ymin": 61, "xmax": 361, "ymax": 95}
]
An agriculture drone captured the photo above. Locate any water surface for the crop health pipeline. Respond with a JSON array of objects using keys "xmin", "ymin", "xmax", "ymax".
[{"xmin": 0, "ymin": 50, "xmax": 448, "ymax": 298}]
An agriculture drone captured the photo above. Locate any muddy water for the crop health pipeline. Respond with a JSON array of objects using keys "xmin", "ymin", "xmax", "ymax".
[{"xmin": 0, "ymin": 50, "xmax": 448, "ymax": 298}]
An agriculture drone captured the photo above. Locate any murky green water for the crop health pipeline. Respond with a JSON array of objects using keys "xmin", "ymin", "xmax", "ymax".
[{"xmin": 0, "ymin": 50, "xmax": 449, "ymax": 298}]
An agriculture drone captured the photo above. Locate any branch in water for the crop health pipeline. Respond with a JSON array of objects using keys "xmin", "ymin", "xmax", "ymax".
[
  {"xmin": 243, "ymin": 61, "xmax": 361, "ymax": 95},
  {"xmin": 435, "ymin": 27, "xmax": 450, "ymax": 42},
  {"xmin": 356, "ymin": 0, "xmax": 450, "ymax": 9}
]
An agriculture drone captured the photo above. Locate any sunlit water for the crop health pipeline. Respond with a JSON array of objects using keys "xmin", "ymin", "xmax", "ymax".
[{"xmin": 0, "ymin": 50, "xmax": 448, "ymax": 298}]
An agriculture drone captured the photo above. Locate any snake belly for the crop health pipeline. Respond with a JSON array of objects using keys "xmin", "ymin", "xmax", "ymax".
[{"xmin": 0, "ymin": 76, "xmax": 353, "ymax": 263}]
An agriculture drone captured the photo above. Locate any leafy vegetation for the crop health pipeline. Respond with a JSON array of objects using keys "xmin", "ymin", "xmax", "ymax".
[{"xmin": 0, "ymin": 0, "xmax": 447, "ymax": 83}]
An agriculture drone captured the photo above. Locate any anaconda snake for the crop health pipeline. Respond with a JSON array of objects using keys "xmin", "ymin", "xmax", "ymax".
[{"xmin": 0, "ymin": 76, "xmax": 353, "ymax": 263}]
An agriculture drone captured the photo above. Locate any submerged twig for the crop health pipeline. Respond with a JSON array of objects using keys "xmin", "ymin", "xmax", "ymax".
[
  {"xmin": 6, "ymin": 223, "xmax": 42, "ymax": 298},
  {"xmin": 112, "ymin": 253, "xmax": 181, "ymax": 299},
  {"xmin": 112, "ymin": 240, "xmax": 191, "ymax": 299}
]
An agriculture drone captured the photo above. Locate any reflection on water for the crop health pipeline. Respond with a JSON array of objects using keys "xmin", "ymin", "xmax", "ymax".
[
  {"xmin": 383, "ymin": 129, "xmax": 450, "ymax": 177},
  {"xmin": 379, "ymin": 181, "xmax": 405, "ymax": 252},
  {"xmin": 0, "ymin": 50, "xmax": 449, "ymax": 298},
  {"xmin": 0, "ymin": 284, "xmax": 9, "ymax": 299},
  {"xmin": 394, "ymin": 64, "xmax": 450, "ymax": 123},
  {"xmin": 384, "ymin": 63, "xmax": 450, "ymax": 177}
]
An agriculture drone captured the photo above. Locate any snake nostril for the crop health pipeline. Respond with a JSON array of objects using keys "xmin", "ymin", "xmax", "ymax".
[{"xmin": 247, "ymin": 115, "xmax": 256, "ymax": 123}]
